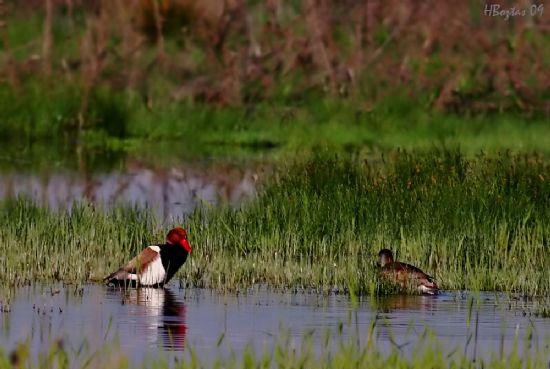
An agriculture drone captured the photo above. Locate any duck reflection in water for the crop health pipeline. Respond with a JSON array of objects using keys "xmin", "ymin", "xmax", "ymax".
[
  {"xmin": 111, "ymin": 287, "xmax": 187, "ymax": 350},
  {"xmin": 375, "ymin": 294, "xmax": 437, "ymax": 313}
]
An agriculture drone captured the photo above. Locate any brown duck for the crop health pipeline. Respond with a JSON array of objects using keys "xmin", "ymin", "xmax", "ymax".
[{"xmin": 378, "ymin": 249, "xmax": 439, "ymax": 295}]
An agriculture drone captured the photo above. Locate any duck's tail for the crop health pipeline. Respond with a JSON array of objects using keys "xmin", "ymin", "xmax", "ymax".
[{"xmin": 104, "ymin": 270, "xmax": 138, "ymax": 285}]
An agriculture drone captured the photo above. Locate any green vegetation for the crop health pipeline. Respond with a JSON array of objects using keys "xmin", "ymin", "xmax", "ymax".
[
  {"xmin": 0, "ymin": 0, "xmax": 548, "ymax": 296},
  {"xmin": 1, "ymin": 150, "xmax": 548, "ymax": 295},
  {"xmin": 3, "ymin": 1, "xmax": 549, "ymax": 114},
  {"xmin": 2, "ymin": 2, "xmax": 550, "ymax": 161},
  {"xmin": 2, "ymin": 2, "xmax": 549, "ymax": 367},
  {"xmin": 189, "ymin": 150, "xmax": 550, "ymax": 294},
  {"xmin": 3, "ymin": 82, "xmax": 550, "ymax": 159},
  {"xmin": 2, "ymin": 325, "xmax": 548, "ymax": 369}
]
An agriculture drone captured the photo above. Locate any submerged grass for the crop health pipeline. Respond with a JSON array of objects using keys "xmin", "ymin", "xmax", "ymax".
[
  {"xmin": 0, "ymin": 150, "xmax": 548, "ymax": 295},
  {"xmin": 1, "ymin": 324, "xmax": 549, "ymax": 369}
]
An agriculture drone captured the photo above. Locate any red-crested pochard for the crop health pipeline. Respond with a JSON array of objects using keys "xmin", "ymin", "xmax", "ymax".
[{"xmin": 105, "ymin": 227, "xmax": 192, "ymax": 287}]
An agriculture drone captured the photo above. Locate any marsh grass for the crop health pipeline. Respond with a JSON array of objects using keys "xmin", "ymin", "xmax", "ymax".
[
  {"xmin": 186, "ymin": 150, "xmax": 550, "ymax": 295},
  {"xmin": 0, "ymin": 150, "xmax": 548, "ymax": 295}
]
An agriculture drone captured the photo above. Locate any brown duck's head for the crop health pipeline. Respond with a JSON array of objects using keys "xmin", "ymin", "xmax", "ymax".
[
  {"xmin": 166, "ymin": 227, "xmax": 192, "ymax": 253},
  {"xmin": 378, "ymin": 249, "xmax": 394, "ymax": 267}
]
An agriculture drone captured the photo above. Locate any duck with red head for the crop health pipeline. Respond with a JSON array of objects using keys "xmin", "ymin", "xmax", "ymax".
[
  {"xmin": 378, "ymin": 249, "xmax": 439, "ymax": 295},
  {"xmin": 105, "ymin": 227, "xmax": 192, "ymax": 288}
]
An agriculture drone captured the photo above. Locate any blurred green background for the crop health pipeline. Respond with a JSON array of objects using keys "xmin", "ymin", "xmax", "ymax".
[{"xmin": 1, "ymin": 0, "xmax": 549, "ymax": 169}]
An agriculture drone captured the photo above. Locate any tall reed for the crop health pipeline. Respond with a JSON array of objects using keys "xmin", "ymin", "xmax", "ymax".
[{"xmin": 185, "ymin": 149, "xmax": 550, "ymax": 294}]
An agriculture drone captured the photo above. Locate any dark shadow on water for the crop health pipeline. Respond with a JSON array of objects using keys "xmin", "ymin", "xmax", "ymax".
[{"xmin": 107, "ymin": 287, "xmax": 187, "ymax": 350}]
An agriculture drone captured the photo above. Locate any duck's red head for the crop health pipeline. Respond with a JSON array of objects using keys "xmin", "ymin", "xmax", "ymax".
[{"xmin": 166, "ymin": 227, "xmax": 192, "ymax": 253}]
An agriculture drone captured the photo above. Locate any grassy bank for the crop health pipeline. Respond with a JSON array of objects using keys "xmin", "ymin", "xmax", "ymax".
[
  {"xmin": 2, "ymin": 1, "xmax": 550, "ymax": 163},
  {"xmin": 0, "ymin": 150, "xmax": 548, "ymax": 295},
  {"xmin": 2, "ymin": 81, "xmax": 550, "ymax": 162}
]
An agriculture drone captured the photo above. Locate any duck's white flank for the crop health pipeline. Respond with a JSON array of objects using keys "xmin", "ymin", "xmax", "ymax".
[
  {"xmin": 129, "ymin": 246, "xmax": 167, "ymax": 286},
  {"xmin": 418, "ymin": 284, "xmax": 438, "ymax": 295}
]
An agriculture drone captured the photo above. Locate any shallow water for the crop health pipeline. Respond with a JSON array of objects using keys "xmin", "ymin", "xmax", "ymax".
[
  {"xmin": 1, "ymin": 285, "xmax": 549, "ymax": 363},
  {"xmin": 0, "ymin": 162, "xmax": 260, "ymax": 219}
]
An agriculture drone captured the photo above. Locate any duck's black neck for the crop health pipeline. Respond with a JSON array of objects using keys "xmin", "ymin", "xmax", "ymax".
[{"xmin": 159, "ymin": 243, "xmax": 189, "ymax": 283}]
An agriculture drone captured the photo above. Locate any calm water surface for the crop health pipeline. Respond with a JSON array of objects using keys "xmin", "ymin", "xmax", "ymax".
[
  {"xmin": 1, "ymin": 285, "xmax": 549, "ymax": 363},
  {"xmin": 0, "ymin": 162, "xmax": 260, "ymax": 219}
]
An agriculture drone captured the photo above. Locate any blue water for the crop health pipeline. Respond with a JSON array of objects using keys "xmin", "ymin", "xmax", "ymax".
[{"xmin": 0, "ymin": 285, "xmax": 549, "ymax": 364}]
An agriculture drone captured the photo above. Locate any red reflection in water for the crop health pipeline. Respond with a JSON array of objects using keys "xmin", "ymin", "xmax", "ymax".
[
  {"xmin": 113, "ymin": 287, "xmax": 187, "ymax": 350},
  {"xmin": 161, "ymin": 289, "xmax": 187, "ymax": 350}
]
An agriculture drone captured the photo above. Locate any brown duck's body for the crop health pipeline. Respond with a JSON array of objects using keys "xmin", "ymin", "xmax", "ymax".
[{"xmin": 378, "ymin": 249, "xmax": 439, "ymax": 295}]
